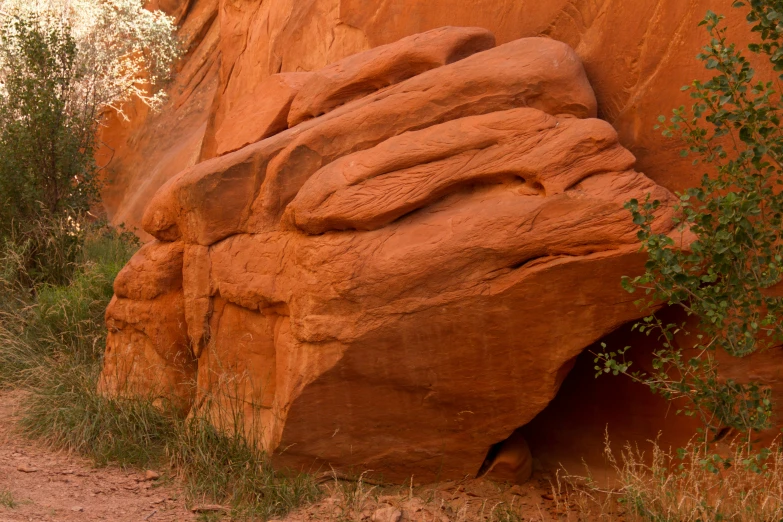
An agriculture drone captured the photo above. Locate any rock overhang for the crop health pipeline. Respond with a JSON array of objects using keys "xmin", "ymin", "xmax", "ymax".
[{"xmin": 100, "ymin": 28, "xmax": 679, "ymax": 482}]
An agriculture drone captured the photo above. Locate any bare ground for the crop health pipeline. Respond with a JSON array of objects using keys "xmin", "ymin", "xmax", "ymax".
[
  {"xmin": 0, "ymin": 389, "xmax": 578, "ymax": 522},
  {"xmin": 0, "ymin": 390, "xmax": 197, "ymax": 522},
  {"xmin": 274, "ymin": 476, "xmax": 572, "ymax": 522}
]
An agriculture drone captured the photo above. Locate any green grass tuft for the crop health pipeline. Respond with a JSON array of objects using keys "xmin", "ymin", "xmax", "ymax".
[
  {"xmin": 0, "ymin": 489, "xmax": 15, "ymax": 508},
  {"xmin": 0, "ymin": 221, "xmax": 321, "ymax": 520},
  {"xmin": 172, "ymin": 414, "xmax": 321, "ymax": 520},
  {"xmin": 19, "ymin": 360, "xmax": 177, "ymax": 468},
  {"xmin": 0, "ymin": 223, "xmax": 138, "ymax": 388},
  {"xmin": 489, "ymin": 502, "xmax": 524, "ymax": 522}
]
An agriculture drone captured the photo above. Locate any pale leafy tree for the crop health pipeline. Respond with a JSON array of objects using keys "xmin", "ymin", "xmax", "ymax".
[
  {"xmin": 0, "ymin": 0, "xmax": 179, "ymax": 284},
  {"xmin": 0, "ymin": 0, "xmax": 180, "ymax": 114},
  {"xmin": 596, "ymin": 0, "xmax": 783, "ymax": 457}
]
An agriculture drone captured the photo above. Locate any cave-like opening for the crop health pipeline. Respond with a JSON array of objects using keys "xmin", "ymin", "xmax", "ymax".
[{"xmin": 480, "ymin": 308, "xmax": 701, "ymax": 484}]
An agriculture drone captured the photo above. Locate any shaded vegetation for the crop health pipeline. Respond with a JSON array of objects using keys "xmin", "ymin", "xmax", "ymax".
[
  {"xmin": 598, "ymin": 0, "xmax": 783, "ymax": 443},
  {"xmin": 583, "ymin": 1, "xmax": 783, "ymax": 520},
  {"xmin": 0, "ymin": 225, "xmax": 320, "ymax": 520}
]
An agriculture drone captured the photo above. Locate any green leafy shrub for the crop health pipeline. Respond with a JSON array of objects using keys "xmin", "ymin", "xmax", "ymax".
[
  {"xmin": 0, "ymin": 0, "xmax": 180, "ymax": 284},
  {"xmin": 596, "ymin": 0, "xmax": 783, "ymax": 441},
  {"xmin": 0, "ymin": 13, "xmax": 96, "ymax": 233},
  {"xmin": 0, "ymin": 224, "xmax": 137, "ymax": 386}
]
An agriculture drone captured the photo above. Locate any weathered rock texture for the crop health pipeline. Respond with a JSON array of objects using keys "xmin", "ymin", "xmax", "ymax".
[
  {"xmin": 99, "ymin": 30, "xmax": 681, "ymax": 481},
  {"xmin": 100, "ymin": 240, "xmax": 196, "ymax": 412},
  {"xmin": 100, "ymin": 0, "xmax": 767, "ymax": 236}
]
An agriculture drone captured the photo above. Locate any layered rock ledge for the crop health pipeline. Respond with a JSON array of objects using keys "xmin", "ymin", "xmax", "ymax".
[{"xmin": 99, "ymin": 29, "xmax": 676, "ymax": 482}]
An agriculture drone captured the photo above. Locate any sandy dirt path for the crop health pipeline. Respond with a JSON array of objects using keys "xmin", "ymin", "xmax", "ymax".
[
  {"xmin": 0, "ymin": 388, "xmax": 580, "ymax": 522},
  {"xmin": 0, "ymin": 390, "xmax": 197, "ymax": 522}
]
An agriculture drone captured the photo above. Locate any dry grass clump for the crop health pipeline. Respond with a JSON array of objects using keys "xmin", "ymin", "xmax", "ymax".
[
  {"xmin": 313, "ymin": 475, "xmax": 520, "ymax": 522},
  {"xmin": 279, "ymin": 471, "xmax": 563, "ymax": 522},
  {"xmin": 171, "ymin": 383, "xmax": 322, "ymax": 520},
  {"xmin": 553, "ymin": 432, "xmax": 783, "ymax": 521},
  {"xmin": 0, "ymin": 488, "xmax": 15, "ymax": 508}
]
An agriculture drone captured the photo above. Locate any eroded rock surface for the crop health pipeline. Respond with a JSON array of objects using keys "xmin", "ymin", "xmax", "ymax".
[
  {"xmin": 99, "ymin": 240, "xmax": 196, "ymax": 412},
  {"xmin": 100, "ymin": 32, "xmax": 677, "ymax": 481},
  {"xmin": 101, "ymin": 0, "xmax": 770, "ymax": 235},
  {"xmin": 286, "ymin": 26, "xmax": 496, "ymax": 127}
]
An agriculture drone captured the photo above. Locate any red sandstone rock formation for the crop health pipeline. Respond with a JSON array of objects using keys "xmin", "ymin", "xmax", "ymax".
[
  {"xmin": 100, "ymin": 240, "xmax": 195, "ymax": 412},
  {"xmin": 99, "ymin": 0, "xmax": 767, "ymax": 235},
  {"xmin": 285, "ymin": 26, "xmax": 496, "ymax": 127},
  {"xmin": 99, "ymin": 31, "xmax": 681, "ymax": 481}
]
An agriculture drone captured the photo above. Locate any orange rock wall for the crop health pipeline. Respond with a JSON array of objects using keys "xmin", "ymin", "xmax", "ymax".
[
  {"xmin": 95, "ymin": 0, "xmax": 783, "ymax": 483},
  {"xmin": 101, "ymin": 0, "xmax": 753, "ymax": 232},
  {"xmin": 99, "ymin": 27, "xmax": 687, "ymax": 482}
]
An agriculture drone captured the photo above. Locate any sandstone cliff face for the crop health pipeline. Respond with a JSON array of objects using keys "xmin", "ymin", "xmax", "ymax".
[
  {"xmin": 98, "ymin": 29, "xmax": 683, "ymax": 481},
  {"xmin": 100, "ymin": 0, "xmax": 757, "ymax": 234}
]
